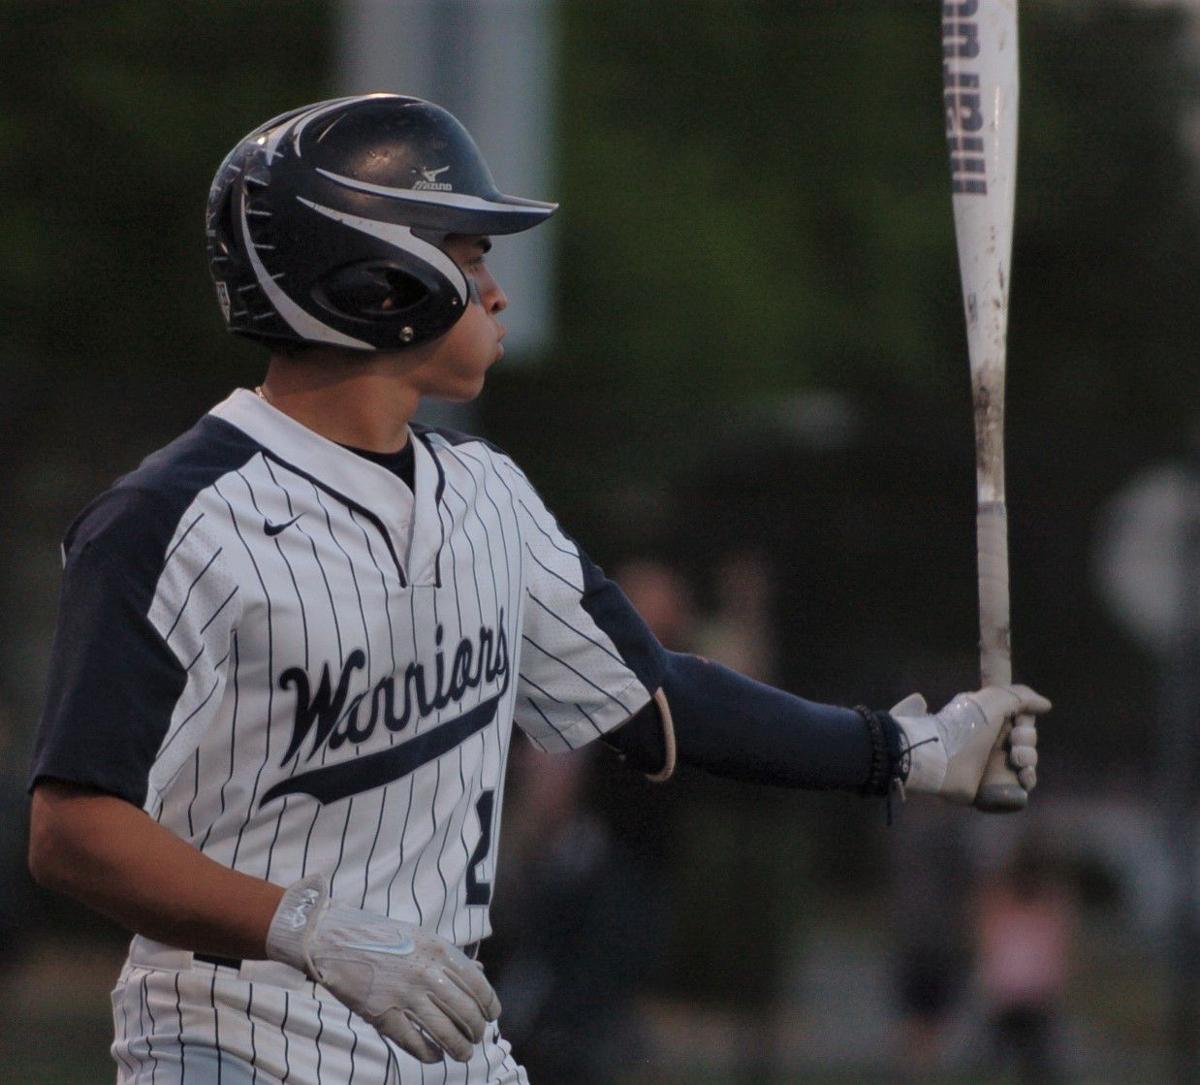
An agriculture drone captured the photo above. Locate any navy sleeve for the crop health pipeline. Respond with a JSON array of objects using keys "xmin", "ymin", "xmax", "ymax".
[
  {"xmin": 575, "ymin": 550, "xmax": 668, "ymax": 698},
  {"xmin": 608, "ymin": 651, "xmax": 903, "ymax": 793},
  {"xmin": 30, "ymin": 488, "xmax": 191, "ymax": 806}
]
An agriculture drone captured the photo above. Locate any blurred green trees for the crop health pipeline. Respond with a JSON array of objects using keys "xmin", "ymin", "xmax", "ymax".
[
  {"xmin": 489, "ymin": 0, "xmax": 1200, "ymax": 773},
  {"xmin": 2, "ymin": 1, "xmax": 331, "ymax": 440},
  {"xmin": 1, "ymin": 1, "xmax": 335, "ymax": 731},
  {"xmin": 4, "ymin": 0, "xmax": 1199, "ymax": 773}
]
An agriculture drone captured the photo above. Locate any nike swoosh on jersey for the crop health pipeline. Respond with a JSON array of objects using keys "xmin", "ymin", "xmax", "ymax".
[
  {"xmin": 342, "ymin": 937, "xmax": 416, "ymax": 956},
  {"xmin": 259, "ymin": 690, "xmax": 503, "ymax": 807},
  {"xmin": 264, "ymin": 514, "xmax": 304, "ymax": 536}
]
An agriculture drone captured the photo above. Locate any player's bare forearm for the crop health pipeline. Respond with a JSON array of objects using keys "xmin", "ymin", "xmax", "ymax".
[{"xmin": 28, "ymin": 780, "xmax": 283, "ymax": 958}]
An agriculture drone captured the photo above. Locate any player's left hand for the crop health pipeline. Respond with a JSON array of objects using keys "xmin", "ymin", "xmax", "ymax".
[
  {"xmin": 889, "ymin": 685, "xmax": 1050, "ymax": 804},
  {"xmin": 266, "ymin": 874, "xmax": 500, "ymax": 1063}
]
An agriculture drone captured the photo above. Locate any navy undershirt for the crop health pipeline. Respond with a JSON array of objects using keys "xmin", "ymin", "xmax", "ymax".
[{"xmin": 340, "ymin": 441, "xmax": 416, "ymax": 489}]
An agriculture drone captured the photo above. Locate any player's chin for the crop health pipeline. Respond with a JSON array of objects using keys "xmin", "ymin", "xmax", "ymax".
[
  {"xmin": 464, "ymin": 345, "xmax": 504, "ymax": 390},
  {"xmin": 434, "ymin": 370, "xmax": 491, "ymax": 404}
]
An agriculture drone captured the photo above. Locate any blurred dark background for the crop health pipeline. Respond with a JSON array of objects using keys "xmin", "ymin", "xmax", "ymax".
[{"xmin": 3, "ymin": 1, "xmax": 1199, "ymax": 1082}]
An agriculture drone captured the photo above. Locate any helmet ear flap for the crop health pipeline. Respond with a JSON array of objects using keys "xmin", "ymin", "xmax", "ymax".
[
  {"xmin": 312, "ymin": 258, "xmax": 465, "ymax": 345},
  {"xmin": 316, "ymin": 262, "xmax": 428, "ymax": 319}
]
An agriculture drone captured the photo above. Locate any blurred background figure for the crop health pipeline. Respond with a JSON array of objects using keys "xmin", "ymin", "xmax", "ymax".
[
  {"xmin": 486, "ymin": 741, "xmax": 666, "ymax": 1085},
  {"xmin": 655, "ymin": 550, "xmax": 798, "ymax": 1084},
  {"xmin": 694, "ymin": 550, "xmax": 776, "ymax": 682},
  {"xmin": 886, "ymin": 802, "xmax": 972, "ymax": 1083},
  {"xmin": 613, "ymin": 557, "xmax": 697, "ymax": 656},
  {"xmin": 975, "ymin": 835, "xmax": 1077, "ymax": 1084}
]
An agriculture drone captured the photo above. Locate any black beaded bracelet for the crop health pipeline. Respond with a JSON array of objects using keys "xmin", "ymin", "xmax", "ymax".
[{"xmin": 854, "ymin": 705, "xmax": 891, "ymax": 797}]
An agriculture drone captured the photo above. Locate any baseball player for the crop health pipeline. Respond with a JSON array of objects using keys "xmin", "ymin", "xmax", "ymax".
[{"xmin": 27, "ymin": 94, "xmax": 1049, "ymax": 1084}]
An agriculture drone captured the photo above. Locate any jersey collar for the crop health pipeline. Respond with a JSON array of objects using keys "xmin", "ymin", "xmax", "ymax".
[{"xmin": 211, "ymin": 388, "xmax": 443, "ymax": 587}]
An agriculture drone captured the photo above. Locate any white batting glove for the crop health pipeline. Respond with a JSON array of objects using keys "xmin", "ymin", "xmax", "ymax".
[
  {"xmin": 889, "ymin": 685, "xmax": 1050, "ymax": 804},
  {"xmin": 266, "ymin": 875, "xmax": 500, "ymax": 1063}
]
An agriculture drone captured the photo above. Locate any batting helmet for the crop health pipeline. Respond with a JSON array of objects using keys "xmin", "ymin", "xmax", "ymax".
[{"xmin": 206, "ymin": 93, "xmax": 557, "ymax": 352}]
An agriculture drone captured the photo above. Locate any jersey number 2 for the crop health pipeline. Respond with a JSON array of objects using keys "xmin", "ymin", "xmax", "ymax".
[{"xmin": 465, "ymin": 789, "xmax": 495, "ymax": 906}]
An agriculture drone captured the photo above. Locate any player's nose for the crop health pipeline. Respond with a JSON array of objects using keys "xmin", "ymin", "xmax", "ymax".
[{"xmin": 478, "ymin": 269, "xmax": 507, "ymax": 314}]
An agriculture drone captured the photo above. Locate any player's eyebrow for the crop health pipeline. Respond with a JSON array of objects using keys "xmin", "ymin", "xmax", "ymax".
[{"xmin": 445, "ymin": 233, "xmax": 491, "ymax": 254}]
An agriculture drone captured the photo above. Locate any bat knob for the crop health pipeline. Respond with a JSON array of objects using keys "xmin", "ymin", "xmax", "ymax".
[{"xmin": 974, "ymin": 781, "xmax": 1028, "ymax": 813}]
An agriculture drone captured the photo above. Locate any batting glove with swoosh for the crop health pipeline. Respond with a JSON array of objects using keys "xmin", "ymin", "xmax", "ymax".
[
  {"xmin": 889, "ymin": 685, "xmax": 1050, "ymax": 804},
  {"xmin": 266, "ymin": 874, "xmax": 500, "ymax": 1063}
]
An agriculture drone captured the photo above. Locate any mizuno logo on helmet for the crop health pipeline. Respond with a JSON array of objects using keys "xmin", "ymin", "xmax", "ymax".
[{"xmin": 414, "ymin": 165, "xmax": 452, "ymax": 192}]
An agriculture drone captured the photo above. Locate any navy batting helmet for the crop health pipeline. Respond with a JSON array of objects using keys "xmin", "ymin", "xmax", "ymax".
[{"xmin": 206, "ymin": 93, "xmax": 557, "ymax": 352}]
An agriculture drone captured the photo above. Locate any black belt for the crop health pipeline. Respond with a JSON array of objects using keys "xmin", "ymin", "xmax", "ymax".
[
  {"xmin": 196, "ymin": 941, "xmax": 481, "ymax": 971},
  {"xmin": 195, "ymin": 952, "xmax": 246, "ymax": 969}
]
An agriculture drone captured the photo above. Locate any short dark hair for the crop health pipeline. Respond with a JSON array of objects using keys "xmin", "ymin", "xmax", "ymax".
[{"xmin": 269, "ymin": 341, "xmax": 317, "ymax": 361}]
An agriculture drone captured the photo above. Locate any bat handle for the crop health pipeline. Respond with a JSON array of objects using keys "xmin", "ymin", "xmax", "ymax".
[
  {"xmin": 974, "ymin": 726, "xmax": 1028, "ymax": 812},
  {"xmin": 973, "ymin": 500, "xmax": 1027, "ymax": 813}
]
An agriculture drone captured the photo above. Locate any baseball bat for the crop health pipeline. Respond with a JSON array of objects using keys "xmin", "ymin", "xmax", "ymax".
[{"xmin": 942, "ymin": 0, "xmax": 1027, "ymax": 812}]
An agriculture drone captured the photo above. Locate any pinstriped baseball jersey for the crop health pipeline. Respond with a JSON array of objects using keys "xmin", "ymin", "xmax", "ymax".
[{"xmin": 32, "ymin": 387, "xmax": 665, "ymax": 1081}]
